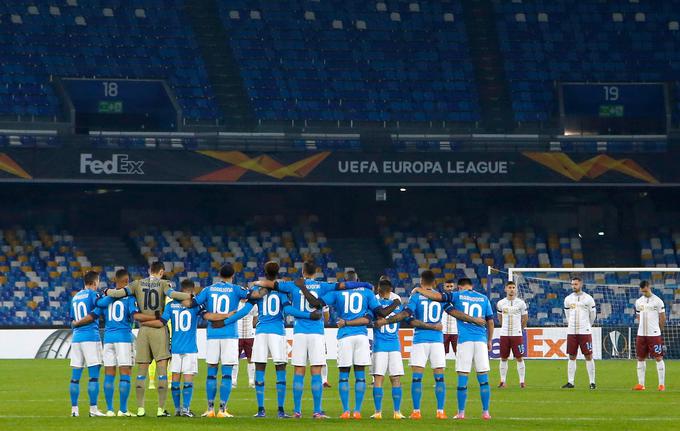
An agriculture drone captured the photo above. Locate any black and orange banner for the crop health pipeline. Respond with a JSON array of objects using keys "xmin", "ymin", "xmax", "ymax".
[{"xmin": 0, "ymin": 149, "xmax": 673, "ymax": 186}]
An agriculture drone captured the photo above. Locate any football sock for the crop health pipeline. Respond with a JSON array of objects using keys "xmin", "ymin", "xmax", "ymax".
[
  {"xmin": 585, "ymin": 360, "xmax": 596, "ymax": 385},
  {"xmin": 231, "ymin": 363, "xmax": 239, "ymax": 387},
  {"xmin": 293, "ymin": 374, "xmax": 304, "ymax": 414},
  {"xmin": 220, "ymin": 365, "xmax": 233, "ymax": 409},
  {"xmin": 411, "ymin": 372, "xmax": 423, "ymax": 411},
  {"xmin": 321, "ymin": 365, "xmax": 328, "ymax": 384},
  {"xmin": 87, "ymin": 365, "xmax": 100, "ymax": 407},
  {"xmin": 637, "ymin": 361, "xmax": 646, "ymax": 386},
  {"xmin": 478, "ymin": 374, "xmax": 490, "ymax": 412},
  {"xmin": 434, "ymin": 373, "xmax": 446, "ymax": 411},
  {"xmin": 255, "ymin": 370, "xmax": 266, "ymax": 409},
  {"xmin": 157, "ymin": 374, "xmax": 168, "ymax": 410},
  {"xmin": 499, "ymin": 360, "xmax": 508, "ymax": 382},
  {"xmin": 373, "ymin": 386, "xmax": 383, "ymax": 412},
  {"xmin": 171, "ymin": 382, "xmax": 181, "ymax": 410},
  {"xmin": 119, "ymin": 376, "xmax": 131, "ymax": 412},
  {"xmin": 392, "ymin": 386, "xmax": 402, "ymax": 412},
  {"xmin": 104, "ymin": 374, "xmax": 115, "ymax": 411},
  {"xmin": 354, "ymin": 370, "xmax": 366, "ymax": 412},
  {"xmin": 70, "ymin": 368, "xmax": 83, "ymax": 407},
  {"xmin": 338, "ymin": 371, "xmax": 350, "ymax": 412},
  {"xmin": 135, "ymin": 374, "xmax": 146, "ymax": 408},
  {"xmin": 276, "ymin": 369, "xmax": 287, "ymax": 410},
  {"xmin": 517, "ymin": 361, "xmax": 526, "ymax": 384},
  {"xmin": 311, "ymin": 374, "xmax": 323, "ymax": 413},
  {"xmin": 567, "ymin": 359, "xmax": 577, "ymax": 384},
  {"xmin": 656, "ymin": 360, "xmax": 665, "ymax": 386},
  {"xmin": 456, "ymin": 374, "xmax": 468, "ymax": 413},
  {"xmin": 182, "ymin": 383, "xmax": 193, "ymax": 410},
  {"xmin": 206, "ymin": 367, "xmax": 217, "ymax": 409},
  {"xmin": 247, "ymin": 362, "xmax": 255, "ymax": 385}
]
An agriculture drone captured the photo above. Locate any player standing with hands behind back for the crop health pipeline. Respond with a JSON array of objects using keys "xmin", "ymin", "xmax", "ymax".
[
  {"xmin": 562, "ymin": 277, "xmax": 597, "ymax": 389},
  {"xmin": 633, "ymin": 280, "xmax": 666, "ymax": 391},
  {"xmin": 496, "ymin": 281, "xmax": 528, "ymax": 388}
]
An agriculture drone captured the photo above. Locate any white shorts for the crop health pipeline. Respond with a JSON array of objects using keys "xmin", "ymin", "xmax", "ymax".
[
  {"xmin": 409, "ymin": 342, "xmax": 446, "ymax": 369},
  {"xmin": 291, "ymin": 333, "xmax": 326, "ymax": 367},
  {"xmin": 372, "ymin": 351, "xmax": 405, "ymax": 376},
  {"xmin": 171, "ymin": 353, "xmax": 198, "ymax": 375},
  {"xmin": 70, "ymin": 341, "xmax": 103, "ymax": 368},
  {"xmin": 337, "ymin": 335, "xmax": 371, "ymax": 367},
  {"xmin": 455, "ymin": 341, "xmax": 490, "ymax": 373},
  {"xmin": 103, "ymin": 342, "xmax": 134, "ymax": 367},
  {"xmin": 252, "ymin": 333, "xmax": 288, "ymax": 364},
  {"xmin": 206, "ymin": 338, "xmax": 239, "ymax": 365}
]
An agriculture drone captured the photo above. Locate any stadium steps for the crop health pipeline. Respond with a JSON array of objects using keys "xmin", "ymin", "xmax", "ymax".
[
  {"xmin": 461, "ymin": 0, "xmax": 515, "ymax": 132},
  {"xmin": 327, "ymin": 238, "xmax": 391, "ymax": 284},
  {"xmin": 581, "ymin": 236, "xmax": 639, "ymax": 267},
  {"xmin": 184, "ymin": 0, "xmax": 255, "ymax": 129},
  {"xmin": 75, "ymin": 236, "xmax": 146, "ymax": 268}
]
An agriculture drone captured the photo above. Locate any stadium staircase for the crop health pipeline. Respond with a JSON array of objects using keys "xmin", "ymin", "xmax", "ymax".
[
  {"xmin": 76, "ymin": 236, "xmax": 145, "ymax": 268},
  {"xmin": 581, "ymin": 236, "xmax": 640, "ymax": 267},
  {"xmin": 327, "ymin": 238, "xmax": 391, "ymax": 284},
  {"xmin": 185, "ymin": 0, "xmax": 255, "ymax": 129},
  {"xmin": 462, "ymin": 0, "xmax": 514, "ymax": 132}
]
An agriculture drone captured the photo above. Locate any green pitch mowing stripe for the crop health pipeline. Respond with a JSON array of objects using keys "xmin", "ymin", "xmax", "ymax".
[{"xmin": 0, "ymin": 359, "xmax": 676, "ymax": 431}]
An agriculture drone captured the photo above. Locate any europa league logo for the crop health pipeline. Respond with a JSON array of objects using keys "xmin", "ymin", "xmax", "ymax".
[{"xmin": 603, "ymin": 330, "xmax": 628, "ymax": 358}]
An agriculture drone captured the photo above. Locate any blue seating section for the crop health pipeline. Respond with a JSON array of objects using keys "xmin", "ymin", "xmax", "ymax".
[
  {"xmin": 219, "ymin": 0, "xmax": 480, "ymax": 122},
  {"xmin": 0, "ymin": 228, "xmax": 91, "ymax": 326},
  {"xmin": 494, "ymin": 0, "xmax": 680, "ymax": 123},
  {"xmin": 127, "ymin": 216, "xmax": 341, "ymax": 288},
  {"xmin": 0, "ymin": 0, "xmax": 219, "ymax": 121}
]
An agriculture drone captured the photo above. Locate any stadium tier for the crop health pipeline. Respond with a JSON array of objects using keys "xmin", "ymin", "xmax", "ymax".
[
  {"xmin": 379, "ymin": 218, "xmax": 587, "ymax": 326},
  {"xmin": 0, "ymin": 227, "xmax": 91, "ymax": 326},
  {"xmin": 219, "ymin": 0, "xmax": 479, "ymax": 123},
  {"xmin": 0, "ymin": 0, "xmax": 219, "ymax": 122},
  {"xmin": 125, "ymin": 216, "xmax": 343, "ymax": 285},
  {"xmin": 494, "ymin": 0, "xmax": 680, "ymax": 123}
]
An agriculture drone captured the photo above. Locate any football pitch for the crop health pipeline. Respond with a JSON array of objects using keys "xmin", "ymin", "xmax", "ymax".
[{"xmin": 0, "ymin": 359, "xmax": 677, "ymax": 431}]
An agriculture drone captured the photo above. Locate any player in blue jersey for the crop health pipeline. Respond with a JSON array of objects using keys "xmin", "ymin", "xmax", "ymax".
[
  {"xmin": 74, "ymin": 269, "xmax": 156, "ymax": 417},
  {"xmin": 302, "ymin": 270, "xmax": 399, "ymax": 419},
  {"xmin": 143, "ymin": 279, "xmax": 235, "ymax": 417},
  {"xmin": 217, "ymin": 262, "xmax": 320, "ymax": 418},
  {"xmin": 190, "ymin": 263, "xmax": 250, "ymax": 418},
  {"xmin": 413, "ymin": 277, "xmax": 495, "ymax": 420},
  {"xmin": 381, "ymin": 271, "xmax": 485, "ymax": 419},
  {"xmin": 68, "ymin": 271, "xmax": 106, "ymax": 417},
  {"xmin": 251, "ymin": 260, "xmax": 374, "ymax": 418},
  {"xmin": 369, "ymin": 278, "xmax": 410, "ymax": 420}
]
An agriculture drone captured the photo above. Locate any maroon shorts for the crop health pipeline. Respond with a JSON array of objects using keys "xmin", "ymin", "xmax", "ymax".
[
  {"xmin": 443, "ymin": 334, "xmax": 458, "ymax": 354},
  {"xmin": 566, "ymin": 334, "xmax": 593, "ymax": 357},
  {"xmin": 238, "ymin": 338, "xmax": 254, "ymax": 361},
  {"xmin": 500, "ymin": 335, "xmax": 525, "ymax": 359},
  {"xmin": 636, "ymin": 336, "xmax": 664, "ymax": 360}
]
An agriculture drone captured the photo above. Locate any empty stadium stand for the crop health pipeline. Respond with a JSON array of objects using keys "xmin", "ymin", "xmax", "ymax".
[
  {"xmin": 0, "ymin": 0, "xmax": 219, "ymax": 122},
  {"xmin": 0, "ymin": 227, "xmax": 91, "ymax": 326},
  {"xmin": 493, "ymin": 0, "xmax": 680, "ymax": 125},
  {"xmin": 219, "ymin": 0, "xmax": 480, "ymax": 124}
]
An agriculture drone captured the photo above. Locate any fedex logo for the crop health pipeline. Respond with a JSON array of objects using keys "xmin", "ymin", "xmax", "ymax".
[{"xmin": 80, "ymin": 153, "xmax": 144, "ymax": 175}]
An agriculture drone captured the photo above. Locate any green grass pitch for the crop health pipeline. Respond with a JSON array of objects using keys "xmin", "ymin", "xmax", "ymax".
[{"xmin": 0, "ymin": 359, "xmax": 677, "ymax": 430}]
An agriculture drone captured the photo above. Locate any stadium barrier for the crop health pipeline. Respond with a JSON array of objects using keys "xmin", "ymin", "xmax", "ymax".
[{"xmin": 0, "ymin": 327, "xmax": 616, "ymax": 360}]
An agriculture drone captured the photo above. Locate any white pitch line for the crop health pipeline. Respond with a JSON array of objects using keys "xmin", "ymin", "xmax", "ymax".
[{"xmin": 504, "ymin": 417, "xmax": 680, "ymax": 422}]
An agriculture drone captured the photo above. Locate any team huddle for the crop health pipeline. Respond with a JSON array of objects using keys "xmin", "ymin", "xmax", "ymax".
[{"xmin": 68, "ymin": 261, "xmax": 668, "ymax": 420}]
